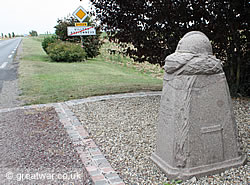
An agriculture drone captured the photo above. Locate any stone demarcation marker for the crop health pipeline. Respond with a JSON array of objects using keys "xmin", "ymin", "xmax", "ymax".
[{"xmin": 152, "ymin": 31, "xmax": 246, "ymax": 180}]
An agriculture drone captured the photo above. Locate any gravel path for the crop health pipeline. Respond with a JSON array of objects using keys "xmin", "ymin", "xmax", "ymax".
[
  {"xmin": 71, "ymin": 96, "xmax": 249, "ymax": 185},
  {"xmin": 0, "ymin": 107, "xmax": 90, "ymax": 185}
]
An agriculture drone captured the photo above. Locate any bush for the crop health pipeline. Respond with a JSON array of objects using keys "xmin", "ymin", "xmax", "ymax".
[
  {"xmin": 47, "ymin": 42, "xmax": 86, "ymax": 62},
  {"xmin": 82, "ymin": 34, "xmax": 103, "ymax": 58},
  {"xmin": 42, "ymin": 36, "xmax": 58, "ymax": 53}
]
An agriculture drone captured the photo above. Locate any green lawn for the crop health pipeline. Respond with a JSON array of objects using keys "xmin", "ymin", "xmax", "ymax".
[{"xmin": 19, "ymin": 37, "xmax": 163, "ymax": 105}]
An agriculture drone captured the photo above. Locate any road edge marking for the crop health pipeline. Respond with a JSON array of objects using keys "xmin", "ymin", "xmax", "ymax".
[{"xmin": 0, "ymin": 62, "xmax": 8, "ymax": 69}]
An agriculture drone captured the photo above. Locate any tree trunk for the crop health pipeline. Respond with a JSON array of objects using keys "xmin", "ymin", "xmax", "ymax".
[{"xmin": 236, "ymin": 55, "xmax": 241, "ymax": 94}]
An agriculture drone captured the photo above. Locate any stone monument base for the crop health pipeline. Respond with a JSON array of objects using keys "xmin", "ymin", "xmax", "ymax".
[
  {"xmin": 151, "ymin": 153, "xmax": 246, "ymax": 180},
  {"xmin": 152, "ymin": 31, "xmax": 247, "ymax": 181}
]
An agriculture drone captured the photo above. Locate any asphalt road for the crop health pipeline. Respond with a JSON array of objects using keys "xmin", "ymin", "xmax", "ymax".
[{"xmin": 0, "ymin": 38, "xmax": 22, "ymax": 93}]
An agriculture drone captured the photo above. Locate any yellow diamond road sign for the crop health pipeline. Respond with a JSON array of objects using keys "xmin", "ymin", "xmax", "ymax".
[
  {"xmin": 73, "ymin": 6, "xmax": 88, "ymax": 22},
  {"xmin": 76, "ymin": 9, "xmax": 86, "ymax": 19}
]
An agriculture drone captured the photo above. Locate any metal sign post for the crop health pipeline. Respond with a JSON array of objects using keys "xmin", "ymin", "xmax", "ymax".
[{"xmin": 80, "ymin": 36, "xmax": 83, "ymax": 48}]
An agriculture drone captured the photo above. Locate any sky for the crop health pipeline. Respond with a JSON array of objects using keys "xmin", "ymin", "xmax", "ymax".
[{"xmin": 0, "ymin": 0, "xmax": 91, "ymax": 35}]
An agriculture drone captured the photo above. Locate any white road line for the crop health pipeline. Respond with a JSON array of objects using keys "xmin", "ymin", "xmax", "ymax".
[
  {"xmin": 0, "ymin": 62, "xmax": 8, "ymax": 69},
  {"xmin": 8, "ymin": 55, "xmax": 12, "ymax": 58},
  {"xmin": 12, "ymin": 51, "xmax": 15, "ymax": 53}
]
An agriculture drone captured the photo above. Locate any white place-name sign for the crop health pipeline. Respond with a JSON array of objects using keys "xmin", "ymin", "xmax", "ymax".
[{"xmin": 67, "ymin": 26, "xmax": 96, "ymax": 36}]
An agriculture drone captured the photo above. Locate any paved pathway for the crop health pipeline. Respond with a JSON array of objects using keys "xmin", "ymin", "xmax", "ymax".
[{"xmin": 0, "ymin": 38, "xmax": 23, "ymax": 109}]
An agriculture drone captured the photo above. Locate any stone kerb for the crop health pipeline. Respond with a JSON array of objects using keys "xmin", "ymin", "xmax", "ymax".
[{"xmin": 151, "ymin": 31, "xmax": 247, "ymax": 180}]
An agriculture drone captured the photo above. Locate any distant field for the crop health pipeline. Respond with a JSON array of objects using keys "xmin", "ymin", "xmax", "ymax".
[{"xmin": 19, "ymin": 37, "xmax": 163, "ymax": 105}]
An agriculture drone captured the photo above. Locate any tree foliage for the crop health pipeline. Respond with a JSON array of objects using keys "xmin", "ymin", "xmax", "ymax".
[
  {"xmin": 90, "ymin": 0, "xmax": 249, "ymax": 96},
  {"xmin": 29, "ymin": 30, "xmax": 38, "ymax": 36},
  {"xmin": 54, "ymin": 16, "xmax": 103, "ymax": 58}
]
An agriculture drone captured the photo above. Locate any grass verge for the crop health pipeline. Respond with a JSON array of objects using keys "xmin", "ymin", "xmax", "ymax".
[{"xmin": 19, "ymin": 37, "xmax": 163, "ymax": 105}]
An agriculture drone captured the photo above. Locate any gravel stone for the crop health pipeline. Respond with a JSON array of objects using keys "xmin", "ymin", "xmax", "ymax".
[
  {"xmin": 0, "ymin": 107, "xmax": 90, "ymax": 185},
  {"xmin": 71, "ymin": 96, "xmax": 249, "ymax": 185}
]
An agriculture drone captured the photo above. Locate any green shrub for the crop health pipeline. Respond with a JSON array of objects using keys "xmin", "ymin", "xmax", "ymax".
[
  {"xmin": 47, "ymin": 42, "xmax": 86, "ymax": 62},
  {"xmin": 42, "ymin": 36, "xmax": 58, "ymax": 53},
  {"xmin": 82, "ymin": 34, "xmax": 103, "ymax": 58}
]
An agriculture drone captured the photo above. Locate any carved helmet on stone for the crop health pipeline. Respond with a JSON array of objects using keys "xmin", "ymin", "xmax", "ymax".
[{"xmin": 176, "ymin": 31, "xmax": 213, "ymax": 55}]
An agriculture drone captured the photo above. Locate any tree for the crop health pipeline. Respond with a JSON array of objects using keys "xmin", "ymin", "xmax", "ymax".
[
  {"xmin": 90, "ymin": 0, "xmax": 249, "ymax": 96},
  {"xmin": 29, "ymin": 30, "xmax": 38, "ymax": 36},
  {"xmin": 12, "ymin": 32, "xmax": 15, "ymax": 38},
  {"xmin": 1, "ymin": 33, "xmax": 3, "ymax": 38},
  {"xmin": 54, "ymin": 16, "xmax": 103, "ymax": 58},
  {"xmin": 8, "ymin": 33, "xmax": 11, "ymax": 38}
]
